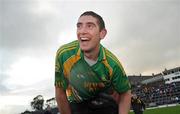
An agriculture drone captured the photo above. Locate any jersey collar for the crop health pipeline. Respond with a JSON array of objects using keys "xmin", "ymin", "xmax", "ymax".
[{"xmin": 75, "ymin": 43, "xmax": 106, "ymax": 61}]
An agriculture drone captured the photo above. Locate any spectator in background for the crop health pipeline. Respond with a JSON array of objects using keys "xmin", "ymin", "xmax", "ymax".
[{"xmin": 131, "ymin": 94, "xmax": 145, "ymax": 114}]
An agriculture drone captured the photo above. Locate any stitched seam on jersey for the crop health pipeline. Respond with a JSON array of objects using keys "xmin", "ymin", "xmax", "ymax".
[{"xmin": 102, "ymin": 60, "xmax": 113, "ymax": 78}]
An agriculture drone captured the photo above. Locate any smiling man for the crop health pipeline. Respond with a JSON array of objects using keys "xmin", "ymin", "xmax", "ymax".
[{"xmin": 55, "ymin": 11, "xmax": 131, "ymax": 114}]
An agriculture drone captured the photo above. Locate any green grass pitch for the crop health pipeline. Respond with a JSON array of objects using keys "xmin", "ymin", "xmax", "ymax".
[{"xmin": 129, "ymin": 105, "xmax": 180, "ymax": 114}]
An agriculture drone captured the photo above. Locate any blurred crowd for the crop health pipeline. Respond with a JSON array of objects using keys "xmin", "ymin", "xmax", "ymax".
[{"xmin": 132, "ymin": 81, "xmax": 180, "ymax": 107}]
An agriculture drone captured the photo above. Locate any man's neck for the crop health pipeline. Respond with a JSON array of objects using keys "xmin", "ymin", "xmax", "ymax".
[
  {"xmin": 84, "ymin": 52, "xmax": 98, "ymax": 61},
  {"xmin": 84, "ymin": 46, "xmax": 100, "ymax": 61}
]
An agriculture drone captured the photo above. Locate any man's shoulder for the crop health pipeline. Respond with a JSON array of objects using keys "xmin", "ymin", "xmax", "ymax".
[
  {"xmin": 56, "ymin": 40, "xmax": 79, "ymax": 56},
  {"xmin": 103, "ymin": 47, "xmax": 126, "ymax": 74},
  {"xmin": 103, "ymin": 47, "xmax": 120, "ymax": 65}
]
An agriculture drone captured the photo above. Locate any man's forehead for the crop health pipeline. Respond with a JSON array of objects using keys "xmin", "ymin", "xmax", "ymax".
[{"xmin": 78, "ymin": 15, "xmax": 98, "ymax": 24}]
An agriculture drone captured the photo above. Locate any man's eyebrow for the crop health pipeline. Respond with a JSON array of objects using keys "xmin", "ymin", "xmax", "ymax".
[
  {"xmin": 76, "ymin": 22, "xmax": 82, "ymax": 26},
  {"xmin": 76, "ymin": 22, "xmax": 96, "ymax": 26},
  {"xmin": 86, "ymin": 22, "xmax": 96, "ymax": 26}
]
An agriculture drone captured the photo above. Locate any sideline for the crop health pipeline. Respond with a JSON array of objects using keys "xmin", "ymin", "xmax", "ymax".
[{"xmin": 130, "ymin": 103, "xmax": 179, "ymax": 112}]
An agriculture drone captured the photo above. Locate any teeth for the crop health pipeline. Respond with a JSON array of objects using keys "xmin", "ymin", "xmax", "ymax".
[{"xmin": 81, "ymin": 37, "xmax": 89, "ymax": 40}]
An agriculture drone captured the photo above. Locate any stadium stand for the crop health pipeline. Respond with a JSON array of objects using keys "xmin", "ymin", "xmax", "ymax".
[{"xmin": 129, "ymin": 67, "xmax": 180, "ymax": 108}]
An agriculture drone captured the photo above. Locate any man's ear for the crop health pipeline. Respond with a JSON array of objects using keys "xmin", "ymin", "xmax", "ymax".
[{"xmin": 100, "ymin": 28, "xmax": 107, "ymax": 40}]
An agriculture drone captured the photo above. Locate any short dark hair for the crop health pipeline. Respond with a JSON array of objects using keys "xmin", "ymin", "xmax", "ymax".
[{"xmin": 80, "ymin": 11, "xmax": 105, "ymax": 31}]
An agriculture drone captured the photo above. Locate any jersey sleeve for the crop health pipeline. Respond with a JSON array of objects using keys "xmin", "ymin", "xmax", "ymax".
[
  {"xmin": 54, "ymin": 49, "xmax": 68, "ymax": 90},
  {"xmin": 111, "ymin": 65, "xmax": 131, "ymax": 93}
]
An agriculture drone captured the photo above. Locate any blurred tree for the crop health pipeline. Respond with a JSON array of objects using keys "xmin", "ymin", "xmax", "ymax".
[
  {"xmin": 30, "ymin": 95, "xmax": 44, "ymax": 111},
  {"xmin": 46, "ymin": 97, "xmax": 56, "ymax": 108}
]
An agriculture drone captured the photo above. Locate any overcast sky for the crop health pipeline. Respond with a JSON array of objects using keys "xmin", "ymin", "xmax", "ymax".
[{"xmin": 0, "ymin": 0, "xmax": 180, "ymax": 113}]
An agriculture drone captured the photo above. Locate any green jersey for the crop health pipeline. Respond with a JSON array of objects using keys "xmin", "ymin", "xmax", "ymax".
[{"xmin": 55, "ymin": 40, "xmax": 131, "ymax": 103}]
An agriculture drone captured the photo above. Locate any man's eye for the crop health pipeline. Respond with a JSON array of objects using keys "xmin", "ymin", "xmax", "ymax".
[
  {"xmin": 87, "ymin": 24, "xmax": 93, "ymax": 29},
  {"xmin": 77, "ymin": 24, "xmax": 81, "ymax": 29}
]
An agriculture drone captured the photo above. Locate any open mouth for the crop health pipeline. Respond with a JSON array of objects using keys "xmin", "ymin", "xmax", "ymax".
[{"xmin": 80, "ymin": 37, "xmax": 90, "ymax": 42}]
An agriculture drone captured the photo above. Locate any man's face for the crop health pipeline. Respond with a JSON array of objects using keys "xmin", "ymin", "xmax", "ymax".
[{"xmin": 76, "ymin": 15, "xmax": 106, "ymax": 52}]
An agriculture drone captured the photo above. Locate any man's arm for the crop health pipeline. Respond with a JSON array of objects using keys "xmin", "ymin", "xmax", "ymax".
[
  {"xmin": 118, "ymin": 90, "xmax": 131, "ymax": 114},
  {"xmin": 55, "ymin": 86, "xmax": 71, "ymax": 114}
]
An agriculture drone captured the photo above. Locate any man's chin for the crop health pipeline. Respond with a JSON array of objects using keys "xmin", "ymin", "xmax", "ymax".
[{"xmin": 80, "ymin": 48, "xmax": 91, "ymax": 53}]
